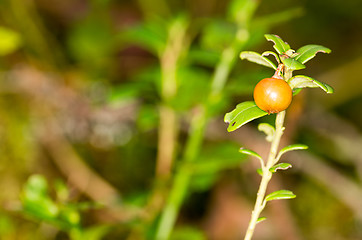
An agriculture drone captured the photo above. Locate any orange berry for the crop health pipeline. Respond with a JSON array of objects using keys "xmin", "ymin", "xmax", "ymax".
[{"xmin": 253, "ymin": 78, "xmax": 292, "ymax": 114}]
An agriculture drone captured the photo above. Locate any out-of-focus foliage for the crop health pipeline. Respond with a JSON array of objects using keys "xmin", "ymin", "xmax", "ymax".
[{"xmin": 0, "ymin": 0, "xmax": 361, "ymax": 239}]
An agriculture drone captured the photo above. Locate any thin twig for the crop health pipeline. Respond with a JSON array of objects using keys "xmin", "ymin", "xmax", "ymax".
[{"xmin": 244, "ymin": 111, "xmax": 286, "ymax": 240}]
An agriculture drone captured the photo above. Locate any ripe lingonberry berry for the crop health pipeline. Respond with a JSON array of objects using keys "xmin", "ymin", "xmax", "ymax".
[{"xmin": 253, "ymin": 78, "xmax": 292, "ymax": 114}]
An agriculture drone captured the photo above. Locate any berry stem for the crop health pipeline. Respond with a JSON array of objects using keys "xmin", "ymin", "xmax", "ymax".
[
  {"xmin": 244, "ymin": 110, "xmax": 286, "ymax": 240},
  {"xmin": 244, "ymin": 66, "xmax": 293, "ymax": 240},
  {"xmin": 272, "ymin": 63, "xmax": 284, "ymax": 79}
]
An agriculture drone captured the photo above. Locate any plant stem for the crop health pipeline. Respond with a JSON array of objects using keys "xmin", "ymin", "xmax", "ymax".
[
  {"xmin": 155, "ymin": 40, "xmax": 243, "ymax": 240},
  {"xmin": 156, "ymin": 18, "xmax": 188, "ymax": 180},
  {"xmin": 244, "ymin": 110, "xmax": 286, "ymax": 240}
]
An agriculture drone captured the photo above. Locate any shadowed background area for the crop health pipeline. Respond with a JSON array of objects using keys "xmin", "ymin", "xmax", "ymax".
[{"xmin": 0, "ymin": 0, "xmax": 361, "ymax": 239}]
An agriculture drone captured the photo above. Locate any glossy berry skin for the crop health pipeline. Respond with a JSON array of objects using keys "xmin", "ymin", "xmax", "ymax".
[{"xmin": 253, "ymin": 78, "xmax": 292, "ymax": 114}]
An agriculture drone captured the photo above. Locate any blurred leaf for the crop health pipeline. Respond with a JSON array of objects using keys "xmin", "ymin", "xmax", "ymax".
[
  {"xmin": 258, "ymin": 123, "xmax": 275, "ymax": 142},
  {"xmin": 188, "ymin": 48, "xmax": 220, "ymax": 66},
  {"xmin": 190, "ymin": 173, "xmax": 219, "ymax": 192},
  {"xmin": 0, "ymin": 26, "xmax": 22, "ymax": 56},
  {"xmin": 240, "ymin": 51, "xmax": 277, "ymax": 69},
  {"xmin": 239, "ymin": 148, "xmax": 262, "ymax": 161},
  {"xmin": 289, "ymin": 75, "xmax": 334, "ymax": 93},
  {"xmin": 76, "ymin": 225, "xmax": 111, "ymax": 240},
  {"xmin": 295, "ymin": 44, "xmax": 331, "ymax": 64},
  {"xmin": 24, "ymin": 175, "xmax": 49, "ymax": 199},
  {"xmin": 54, "ymin": 179, "xmax": 70, "ymax": 203},
  {"xmin": 107, "ymin": 82, "xmax": 146, "ymax": 106},
  {"xmin": 264, "ymin": 34, "xmax": 290, "ymax": 55},
  {"xmin": 253, "ymin": 8, "xmax": 304, "ymax": 29},
  {"xmin": 265, "ymin": 190, "xmax": 296, "ymax": 202},
  {"xmin": 269, "ymin": 163, "xmax": 292, "ymax": 173},
  {"xmin": 171, "ymin": 226, "xmax": 206, "ymax": 240},
  {"xmin": 257, "ymin": 217, "xmax": 267, "ymax": 224},
  {"xmin": 224, "ymin": 101, "xmax": 267, "ymax": 132},
  {"xmin": 20, "ymin": 175, "xmax": 89, "ymax": 231},
  {"xmin": 245, "ymin": 8, "xmax": 303, "ymax": 50},
  {"xmin": 201, "ymin": 20, "xmax": 237, "ymax": 51},
  {"xmin": 191, "ymin": 143, "xmax": 247, "ymax": 191},
  {"xmin": 191, "ymin": 143, "xmax": 247, "ymax": 174},
  {"xmin": 59, "ymin": 208, "xmax": 80, "ymax": 226},
  {"xmin": 137, "ymin": 105, "xmax": 159, "ymax": 131},
  {"xmin": 22, "ymin": 195, "xmax": 59, "ymax": 221},
  {"xmin": 22, "ymin": 175, "xmax": 59, "ymax": 221},
  {"xmin": 67, "ymin": 18, "xmax": 115, "ymax": 68},
  {"xmin": 171, "ymin": 67, "xmax": 210, "ymax": 111},
  {"xmin": 137, "ymin": 0, "xmax": 170, "ymax": 18},
  {"xmin": 256, "ymin": 168, "xmax": 263, "ymax": 176},
  {"xmin": 121, "ymin": 19, "xmax": 167, "ymax": 55},
  {"xmin": 0, "ymin": 214, "xmax": 15, "ymax": 236},
  {"xmin": 281, "ymin": 57, "xmax": 306, "ymax": 70},
  {"xmin": 228, "ymin": 0, "xmax": 258, "ymax": 25}
]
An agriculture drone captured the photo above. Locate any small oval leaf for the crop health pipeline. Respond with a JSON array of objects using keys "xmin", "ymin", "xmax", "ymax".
[
  {"xmin": 257, "ymin": 217, "xmax": 267, "ymax": 224},
  {"xmin": 239, "ymin": 148, "xmax": 262, "ymax": 161},
  {"xmin": 269, "ymin": 163, "xmax": 292, "ymax": 173},
  {"xmin": 278, "ymin": 144, "xmax": 308, "ymax": 160},
  {"xmin": 292, "ymin": 88, "xmax": 302, "ymax": 96},
  {"xmin": 257, "ymin": 168, "xmax": 263, "ymax": 176},
  {"xmin": 262, "ymin": 51, "xmax": 280, "ymax": 64},
  {"xmin": 289, "ymin": 75, "xmax": 334, "ymax": 94},
  {"xmin": 240, "ymin": 51, "xmax": 277, "ymax": 70},
  {"xmin": 258, "ymin": 123, "xmax": 275, "ymax": 142},
  {"xmin": 224, "ymin": 101, "xmax": 268, "ymax": 132},
  {"xmin": 295, "ymin": 44, "xmax": 331, "ymax": 64},
  {"xmin": 281, "ymin": 57, "xmax": 305, "ymax": 70},
  {"xmin": 265, "ymin": 190, "xmax": 296, "ymax": 202},
  {"xmin": 264, "ymin": 34, "xmax": 291, "ymax": 55}
]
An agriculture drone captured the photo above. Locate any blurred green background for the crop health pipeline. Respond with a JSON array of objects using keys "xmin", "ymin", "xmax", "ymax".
[{"xmin": 0, "ymin": 0, "xmax": 362, "ymax": 239}]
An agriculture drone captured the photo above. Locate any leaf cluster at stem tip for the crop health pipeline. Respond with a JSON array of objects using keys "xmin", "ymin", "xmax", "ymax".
[{"xmin": 225, "ymin": 34, "xmax": 333, "ymax": 132}]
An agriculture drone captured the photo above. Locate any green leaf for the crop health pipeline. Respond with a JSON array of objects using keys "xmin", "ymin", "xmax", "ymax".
[
  {"xmin": 278, "ymin": 144, "xmax": 308, "ymax": 158},
  {"xmin": 257, "ymin": 217, "xmax": 267, "ymax": 224},
  {"xmin": 240, "ymin": 51, "xmax": 277, "ymax": 69},
  {"xmin": 171, "ymin": 226, "xmax": 206, "ymax": 240},
  {"xmin": 258, "ymin": 123, "xmax": 275, "ymax": 142},
  {"xmin": 189, "ymin": 48, "xmax": 220, "ymax": 67},
  {"xmin": 0, "ymin": 27, "xmax": 22, "ymax": 56},
  {"xmin": 295, "ymin": 44, "xmax": 331, "ymax": 64},
  {"xmin": 262, "ymin": 51, "xmax": 280, "ymax": 64},
  {"xmin": 265, "ymin": 190, "xmax": 296, "ymax": 202},
  {"xmin": 190, "ymin": 143, "xmax": 248, "ymax": 174},
  {"xmin": 253, "ymin": 8, "xmax": 304, "ymax": 31},
  {"xmin": 224, "ymin": 101, "xmax": 268, "ymax": 132},
  {"xmin": 281, "ymin": 57, "xmax": 305, "ymax": 70},
  {"xmin": 201, "ymin": 20, "xmax": 237, "ymax": 52},
  {"xmin": 269, "ymin": 163, "xmax": 292, "ymax": 173},
  {"xmin": 121, "ymin": 20, "xmax": 167, "ymax": 55},
  {"xmin": 228, "ymin": 0, "xmax": 259, "ymax": 24},
  {"xmin": 68, "ymin": 18, "xmax": 115, "ymax": 67},
  {"xmin": 256, "ymin": 168, "xmax": 263, "ymax": 176},
  {"xmin": 239, "ymin": 148, "xmax": 262, "ymax": 161},
  {"xmin": 76, "ymin": 225, "xmax": 111, "ymax": 240},
  {"xmin": 22, "ymin": 175, "xmax": 60, "ymax": 220},
  {"xmin": 24, "ymin": 175, "xmax": 49, "ymax": 199},
  {"xmin": 292, "ymin": 88, "xmax": 302, "ymax": 96},
  {"xmin": 264, "ymin": 34, "xmax": 290, "ymax": 54},
  {"xmin": 289, "ymin": 75, "xmax": 334, "ymax": 93}
]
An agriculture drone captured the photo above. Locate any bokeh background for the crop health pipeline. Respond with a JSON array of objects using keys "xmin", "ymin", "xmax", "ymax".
[{"xmin": 0, "ymin": 0, "xmax": 362, "ymax": 239}]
